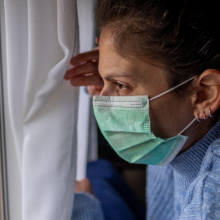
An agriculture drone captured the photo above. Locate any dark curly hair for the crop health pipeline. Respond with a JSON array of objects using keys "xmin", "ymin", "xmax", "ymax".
[{"xmin": 96, "ymin": 0, "xmax": 220, "ymax": 130}]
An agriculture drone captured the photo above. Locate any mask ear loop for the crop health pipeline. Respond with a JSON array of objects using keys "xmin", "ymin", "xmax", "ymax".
[
  {"xmin": 149, "ymin": 76, "xmax": 197, "ymax": 101},
  {"xmin": 177, "ymin": 117, "xmax": 197, "ymax": 135},
  {"xmin": 148, "ymin": 75, "xmax": 198, "ymax": 136}
]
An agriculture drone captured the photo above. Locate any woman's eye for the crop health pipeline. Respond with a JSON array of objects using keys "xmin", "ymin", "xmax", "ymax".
[{"xmin": 115, "ymin": 82, "xmax": 129, "ymax": 91}]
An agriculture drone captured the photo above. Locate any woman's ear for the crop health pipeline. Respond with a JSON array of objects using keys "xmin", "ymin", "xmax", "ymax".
[{"xmin": 192, "ymin": 69, "xmax": 220, "ymax": 120}]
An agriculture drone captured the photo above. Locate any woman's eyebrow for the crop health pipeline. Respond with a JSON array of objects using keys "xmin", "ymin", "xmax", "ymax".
[{"xmin": 103, "ymin": 73, "xmax": 134, "ymax": 81}]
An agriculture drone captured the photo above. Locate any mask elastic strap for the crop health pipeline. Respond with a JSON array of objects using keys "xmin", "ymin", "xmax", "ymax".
[
  {"xmin": 178, "ymin": 117, "xmax": 197, "ymax": 135},
  {"xmin": 149, "ymin": 76, "xmax": 197, "ymax": 101}
]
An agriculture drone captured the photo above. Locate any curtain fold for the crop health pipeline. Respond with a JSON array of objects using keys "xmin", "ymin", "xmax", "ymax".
[{"xmin": 4, "ymin": 0, "xmax": 79, "ymax": 219}]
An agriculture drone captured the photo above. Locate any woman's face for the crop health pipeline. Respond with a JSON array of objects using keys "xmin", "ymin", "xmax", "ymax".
[{"xmin": 98, "ymin": 29, "xmax": 195, "ymax": 140}]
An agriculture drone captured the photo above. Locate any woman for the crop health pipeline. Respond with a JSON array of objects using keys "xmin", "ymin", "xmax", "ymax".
[{"xmin": 65, "ymin": 0, "xmax": 220, "ymax": 219}]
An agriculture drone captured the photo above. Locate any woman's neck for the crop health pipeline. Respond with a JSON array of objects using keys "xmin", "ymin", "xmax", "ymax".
[{"xmin": 179, "ymin": 118, "xmax": 218, "ymax": 154}]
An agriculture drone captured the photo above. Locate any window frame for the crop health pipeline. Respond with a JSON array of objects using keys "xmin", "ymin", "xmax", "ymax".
[{"xmin": 0, "ymin": 0, "xmax": 10, "ymax": 219}]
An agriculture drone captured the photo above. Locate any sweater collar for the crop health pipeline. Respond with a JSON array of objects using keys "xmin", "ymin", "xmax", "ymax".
[{"xmin": 170, "ymin": 120, "xmax": 220, "ymax": 185}]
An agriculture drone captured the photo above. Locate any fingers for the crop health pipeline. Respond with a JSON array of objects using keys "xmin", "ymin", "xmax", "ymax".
[
  {"xmin": 70, "ymin": 50, "xmax": 99, "ymax": 66},
  {"xmin": 70, "ymin": 74, "xmax": 104, "ymax": 87},
  {"xmin": 65, "ymin": 46, "xmax": 101, "ymax": 88},
  {"xmin": 87, "ymin": 86, "xmax": 103, "ymax": 98},
  {"xmin": 64, "ymin": 61, "xmax": 98, "ymax": 79}
]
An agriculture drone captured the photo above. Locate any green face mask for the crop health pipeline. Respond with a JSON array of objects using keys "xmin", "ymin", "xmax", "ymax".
[{"xmin": 93, "ymin": 76, "xmax": 197, "ymax": 166}]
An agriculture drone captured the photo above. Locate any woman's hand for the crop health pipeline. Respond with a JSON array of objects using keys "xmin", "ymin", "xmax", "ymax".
[
  {"xmin": 87, "ymin": 85, "xmax": 103, "ymax": 97},
  {"xmin": 75, "ymin": 178, "xmax": 94, "ymax": 196},
  {"xmin": 64, "ymin": 37, "xmax": 103, "ymax": 98}
]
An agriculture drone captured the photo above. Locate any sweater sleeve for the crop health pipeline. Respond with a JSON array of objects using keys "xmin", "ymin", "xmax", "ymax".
[
  {"xmin": 179, "ymin": 170, "xmax": 220, "ymax": 220},
  {"xmin": 71, "ymin": 193, "xmax": 105, "ymax": 220}
]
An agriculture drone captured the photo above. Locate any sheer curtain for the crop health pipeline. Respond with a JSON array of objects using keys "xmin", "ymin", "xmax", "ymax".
[{"xmin": 4, "ymin": 0, "xmax": 79, "ymax": 219}]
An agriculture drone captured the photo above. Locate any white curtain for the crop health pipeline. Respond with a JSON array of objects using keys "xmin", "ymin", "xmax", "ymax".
[
  {"xmin": 76, "ymin": 0, "xmax": 98, "ymax": 181},
  {"xmin": 4, "ymin": 0, "xmax": 79, "ymax": 219}
]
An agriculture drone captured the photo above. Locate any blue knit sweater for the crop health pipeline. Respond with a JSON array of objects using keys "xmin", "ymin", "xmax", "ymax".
[{"xmin": 72, "ymin": 121, "xmax": 220, "ymax": 220}]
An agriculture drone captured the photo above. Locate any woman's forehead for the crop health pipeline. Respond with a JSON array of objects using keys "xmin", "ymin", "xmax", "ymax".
[{"xmin": 99, "ymin": 30, "xmax": 166, "ymax": 83}]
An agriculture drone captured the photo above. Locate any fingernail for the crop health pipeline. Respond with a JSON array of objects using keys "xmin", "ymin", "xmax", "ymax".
[{"xmin": 71, "ymin": 78, "xmax": 78, "ymax": 85}]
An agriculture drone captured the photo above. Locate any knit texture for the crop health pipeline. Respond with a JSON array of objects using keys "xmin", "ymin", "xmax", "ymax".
[
  {"xmin": 147, "ymin": 120, "xmax": 220, "ymax": 220},
  {"xmin": 71, "ymin": 193, "xmax": 105, "ymax": 220}
]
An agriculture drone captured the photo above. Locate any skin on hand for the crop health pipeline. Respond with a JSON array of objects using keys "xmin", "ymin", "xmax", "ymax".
[
  {"xmin": 64, "ymin": 37, "xmax": 103, "ymax": 98},
  {"xmin": 87, "ymin": 85, "xmax": 103, "ymax": 98},
  {"xmin": 75, "ymin": 178, "xmax": 94, "ymax": 196}
]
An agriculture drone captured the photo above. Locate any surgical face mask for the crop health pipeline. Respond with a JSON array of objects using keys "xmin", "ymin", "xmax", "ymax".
[{"xmin": 93, "ymin": 76, "xmax": 197, "ymax": 166}]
